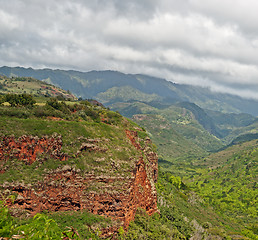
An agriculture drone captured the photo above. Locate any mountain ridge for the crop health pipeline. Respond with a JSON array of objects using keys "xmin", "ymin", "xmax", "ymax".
[{"xmin": 1, "ymin": 66, "xmax": 258, "ymax": 116}]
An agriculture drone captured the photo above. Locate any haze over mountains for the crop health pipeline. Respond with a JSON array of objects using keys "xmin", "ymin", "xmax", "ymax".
[{"xmin": 1, "ymin": 66, "xmax": 258, "ymax": 116}]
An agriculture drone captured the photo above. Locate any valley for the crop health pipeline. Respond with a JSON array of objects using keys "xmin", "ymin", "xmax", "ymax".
[{"xmin": 0, "ymin": 72, "xmax": 257, "ymax": 239}]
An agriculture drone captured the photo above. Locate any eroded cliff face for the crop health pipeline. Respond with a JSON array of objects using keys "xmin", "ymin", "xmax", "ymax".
[
  {"xmin": 0, "ymin": 134, "xmax": 67, "ymax": 166},
  {"xmin": 0, "ymin": 130, "xmax": 158, "ymax": 235}
]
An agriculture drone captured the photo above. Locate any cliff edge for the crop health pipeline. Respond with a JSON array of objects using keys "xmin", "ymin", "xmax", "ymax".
[{"xmin": 0, "ymin": 101, "xmax": 158, "ymax": 236}]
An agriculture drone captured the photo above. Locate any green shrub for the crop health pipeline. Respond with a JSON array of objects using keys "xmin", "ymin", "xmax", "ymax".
[
  {"xmin": 0, "ymin": 203, "xmax": 13, "ymax": 238},
  {"xmin": 5, "ymin": 93, "xmax": 36, "ymax": 107},
  {"xmin": 46, "ymin": 98, "xmax": 70, "ymax": 114},
  {"xmin": 0, "ymin": 205, "xmax": 104, "ymax": 240},
  {"xmin": 15, "ymin": 214, "xmax": 63, "ymax": 239},
  {"xmin": 126, "ymin": 208, "xmax": 191, "ymax": 239}
]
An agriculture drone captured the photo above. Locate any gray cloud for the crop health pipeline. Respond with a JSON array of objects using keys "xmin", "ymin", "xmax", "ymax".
[{"xmin": 0, "ymin": 0, "xmax": 258, "ymax": 99}]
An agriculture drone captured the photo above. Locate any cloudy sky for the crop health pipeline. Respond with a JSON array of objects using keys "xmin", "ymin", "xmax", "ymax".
[{"xmin": 1, "ymin": 0, "xmax": 258, "ymax": 99}]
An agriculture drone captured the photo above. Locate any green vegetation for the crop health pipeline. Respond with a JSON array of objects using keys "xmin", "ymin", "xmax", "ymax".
[
  {"xmin": 0, "ymin": 94, "xmax": 123, "ymax": 125},
  {"xmin": 156, "ymin": 174, "xmax": 237, "ymax": 239},
  {"xmin": 1, "ymin": 66, "xmax": 258, "ymax": 115},
  {"xmin": 188, "ymin": 141, "xmax": 258, "ymax": 228},
  {"xmin": 0, "ymin": 75, "xmax": 76, "ymax": 100},
  {"xmin": 0, "ymin": 93, "xmax": 160, "ymax": 239},
  {"xmin": 0, "ymin": 94, "xmax": 142, "ymax": 186},
  {"xmin": 127, "ymin": 103, "xmax": 223, "ymax": 158},
  {"xmin": 126, "ymin": 208, "xmax": 190, "ymax": 239},
  {"xmin": 1, "ymin": 73, "xmax": 258, "ymax": 239},
  {"xmin": 96, "ymin": 86, "xmax": 161, "ymax": 104},
  {"xmin": 224, "ymin": 121, "xmax": 258, "ymax": 144},
  {"xmin": 0, "ymin": 199, "xmax": 104, "ymax": 239},
  {"xmin": 132, "ymin": 113, "xmax": 206, "ymax": 161},
  {"xmin": 154, "ymin": 140, "xmax": 258, "ymax": 239},
  {"xmin": 4, "ymin": 93, "xmax": 36, "ymax": 107}
]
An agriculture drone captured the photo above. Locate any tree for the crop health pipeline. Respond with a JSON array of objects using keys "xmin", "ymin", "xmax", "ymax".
[
  {"xmin": 46, "ymin": 97, "xmax": 70, "ymax": 114},
  {"xmin": 4, "ymin": 93, "xmax": 36, "ymax": 107},
  {"xmin": 169, "ymin": 175, "xmax": 182, "ymax": 189}
]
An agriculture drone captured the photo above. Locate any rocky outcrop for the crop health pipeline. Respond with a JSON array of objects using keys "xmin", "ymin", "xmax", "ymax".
[
  {"xmin": 78, "ymin": 142, "xmax": 108, "ymax": 154},
  {"xmin": 0, "ymin": 134, "xmax": 67, "ymax": 165},
  {"xmin": 0, "ymin": 131, "xmax": 158, "ymax": 236}
]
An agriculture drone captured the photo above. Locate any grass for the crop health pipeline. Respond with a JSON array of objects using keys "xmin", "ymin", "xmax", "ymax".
[{"xmin": 0, "ymin": 76, "xmax": 76, "ymax": 100}]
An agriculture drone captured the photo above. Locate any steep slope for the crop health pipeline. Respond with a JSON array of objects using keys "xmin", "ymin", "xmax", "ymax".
[
  {"xmin": 1, "ymin": 66, "xmax": 258, "ymax": 115},
  {"xmin": 0, "ymin": 80, "xmax": 256, "ymax": 239},
  {"xmin": 113, "ymin": 101, "xmax": 224, "ymax": 155},
  {"xmin": 223, "ymin": 120, "xmax": 258, "ymax": 144},
  {"xmin": 188, "ymin": 140, "xmax": 258, "ymax": 229},
  {"xmin": 132, "ymin": 114, "xmax": 205, "ymax": 161},
  {"xmin": 0, "ymin": 99, "xmax": 158, "ymax": 237},
  {"xmin": 205, "ymin": 110, "xmax": 257, "ymax": 139},
  {"xmin": 175, "ymin": 102, "xmax": 221, "ymax": 137}
]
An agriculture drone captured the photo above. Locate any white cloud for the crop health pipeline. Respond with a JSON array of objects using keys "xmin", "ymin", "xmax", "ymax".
[{"xmin": 0, "ymin": 0, "xmax": 258, "ymax": 99}]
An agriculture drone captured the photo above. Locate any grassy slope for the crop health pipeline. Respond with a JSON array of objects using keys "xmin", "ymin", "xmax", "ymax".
[
  {"xmin": 0, "ymin": 75, "xmax": 76, "ymax": 100},
  {"xmin": 132, "ymin": 114, "xmax": 205, "ymax": 161},
  {"xmin": 223, "ymin": 121, "xmax": 258, "ymax": 144},
  {"xmin": 96, "ymin": 86, "xmax": 161, "ymax": 104}
]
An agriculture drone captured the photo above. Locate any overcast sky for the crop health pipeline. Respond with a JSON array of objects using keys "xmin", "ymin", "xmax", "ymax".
[{"xmin": 1, "ymin": 0, "xmax": 258, "ymax": 99}]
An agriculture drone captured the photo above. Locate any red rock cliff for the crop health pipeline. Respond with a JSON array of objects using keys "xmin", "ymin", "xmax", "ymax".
[
  {"xmin": 0, "ymin": 131, "xmax": 158, "ymax": 235},
  {"xmin": 0, "ymin": 134, "xmax": 67, "ymax": 165}
]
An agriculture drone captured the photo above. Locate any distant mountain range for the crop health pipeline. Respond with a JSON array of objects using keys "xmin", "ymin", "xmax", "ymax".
[{"xmin": 1, "ymin": 66, "xmax": 258, "ymax": 116}]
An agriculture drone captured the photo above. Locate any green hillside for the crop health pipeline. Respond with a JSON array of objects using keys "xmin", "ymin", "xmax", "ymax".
[
  {"xmin": 113, "ymin": 101, "xmax": 224, "ymax": 155},
  {"xmin": 187, "ymin": 140, "xmax": 258, "ymax": 235},
  {"xmin": 0, "ymin": 93, "xmax": 226, "ymax": 239},
  {"xmin": 112, "ymin": 99, "xmax": 258, "ymax": 152},
  {"xmin": 205, "ymin": 110, "xmax": 257, "ymax": 138},
  {"xmin": 0, "ymin": 75, "xmax": 76, "ymax": 100},
  {"xmin": 0, "ymin": 94, "xmax": 161, "ymax": 239},
  {"xmin": 96, "ymin": 86, "xmax": 161, "ymax": 104},
  {"xmin": 132, "ymin": 114, "xmax": 205, "ymax": 160},
  {"xmin": 224, "ymin": 121, "xmax": 258, "ymax": 144},
  {"xmin": 2, "ymin": 67, "xmax": 258, "ymax": 152}
]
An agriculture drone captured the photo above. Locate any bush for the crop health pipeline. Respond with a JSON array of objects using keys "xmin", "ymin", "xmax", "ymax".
[
  {"xmin": 4, "ymin": 93, "xmax": 36, "ymax": 107},
  {"xmin": 126, "ymin": 208, "xmax": 191, "ymax": 239},
  {"xmin": 0, "ymin": 204, "xmax": 100, "ymax": 239},
  {"xmin": 0, "ymin": 95, "xmax": 5, "ymax": 104},
  {"xmin": 0, "ymin": 204, "xmax": 13, "ymax": 238}
]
